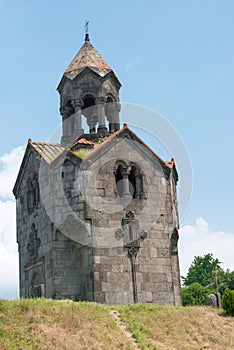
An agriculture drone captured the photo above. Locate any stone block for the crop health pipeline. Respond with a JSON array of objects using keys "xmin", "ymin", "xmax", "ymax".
[
  {"xmin": 94, "ymin": 271, "xmax": 99, "ymax": 281},
  {"xmin": 94, "ymin": 291, "xmax": 105, "ymax": 303}
]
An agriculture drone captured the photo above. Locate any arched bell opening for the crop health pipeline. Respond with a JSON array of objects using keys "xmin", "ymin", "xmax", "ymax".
[
  {"xmin": 60, "ymin": 99, "xmax": 76, "ymax": 141},
  {"xmin": 64, "ymin": 100, "xmax": 74, "ymax": 116},
  {"xmin": 105, "ymin": 97, "xmax": 120, "ymax": 133},
  {"xmin": 83, "ymin": 96, "xmax": 95, "ymax": 109},
  {"xmin": 82, "ymin": 95, "xmax": 98, "ymax": 134}
]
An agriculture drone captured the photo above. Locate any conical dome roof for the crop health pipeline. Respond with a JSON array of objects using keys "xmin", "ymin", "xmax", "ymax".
[{"xmin": 64, "ymin": 34, "xmax": 112, "ymax": 80}]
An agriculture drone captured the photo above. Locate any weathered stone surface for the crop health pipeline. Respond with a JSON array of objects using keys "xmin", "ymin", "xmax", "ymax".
[
  {"xmin": 14, "ymin": 36, "xmax": 182, "ymax": 306},
  {"xmin": 206, "ymin": 294, "xmax": 217, "ymax": 308}
]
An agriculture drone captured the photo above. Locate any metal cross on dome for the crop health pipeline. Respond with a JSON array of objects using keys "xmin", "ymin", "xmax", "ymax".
[
  {"xmin": 85, "ymin": 20, "xmax": 89, "ymax": 34},
  {"xmin": 84, "ymin": 20, "xmax": 90, "ymax": 41}
]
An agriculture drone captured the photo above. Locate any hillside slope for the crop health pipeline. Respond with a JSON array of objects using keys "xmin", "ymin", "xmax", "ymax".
[{"xmin": 0, "ymin": 299, "xmax": 233, "ymax": 350}]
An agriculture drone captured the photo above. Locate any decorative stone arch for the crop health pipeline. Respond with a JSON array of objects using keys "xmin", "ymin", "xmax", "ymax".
[
  {"xmin": 62, "ymin": 158, "xmax": 72, "ymax": 167},
  {"xmin": 62, "ymin": 97, "xmax": 75, "ymax": 119},
  {"xmin": 30, "ymin": 271, "xmax": 44, "ymax": 298},
  {"xmin": 106, "ymin": 94, "xmax": 116, "ymax": 103}
]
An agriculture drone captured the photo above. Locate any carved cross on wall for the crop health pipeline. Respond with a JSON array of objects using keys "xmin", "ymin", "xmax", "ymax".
[
  {"xmin": 115, "ymin": 210, "xmax": 147, "ymax": 244},
  {"xmin": 27, "ymin": 223, "xmax": 41, "ymax": 260},
  {"xmin": 115, "ymin": 211, "xmax": 147, "ymax": 303}
]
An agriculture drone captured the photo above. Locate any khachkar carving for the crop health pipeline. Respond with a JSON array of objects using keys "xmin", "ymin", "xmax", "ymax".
[
  {"xmin": 27, "ymin": 223, "xmax": 41, "ymax": 260},
  {"xmin": 115, "ymin": 210, "xmax": 147, "ymax": 243},
  {"xmin": 115, "ymin": 210, "xmax": 147, "ymax": 303}
]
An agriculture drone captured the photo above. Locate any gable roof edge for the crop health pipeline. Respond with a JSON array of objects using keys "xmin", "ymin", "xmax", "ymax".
[{"xmin": 13, "ymin": 141, "xmax": 39, "ymax": 197}]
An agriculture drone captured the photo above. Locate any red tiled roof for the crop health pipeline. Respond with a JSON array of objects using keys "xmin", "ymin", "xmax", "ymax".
[
  {"xmin": 64, "ymin": 39, "xmax": 111, "ymax": 80},
  {"xmin": 83, "ymin": 124, "xmax": 176, "ymax": 172},
  {"xmin": 29, "ymin": 139, "xmax": 67, "ymax": 164},
  {"xmin": 71, "ymin": 138, "xmax": 95, "ymax": 149},
  {"xmin": 28, "ymin": 126, "xmax": 177, "ymax": 174}
]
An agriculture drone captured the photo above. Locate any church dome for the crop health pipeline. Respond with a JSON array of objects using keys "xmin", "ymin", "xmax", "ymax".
[{"xmin": 64, "ymin": 34, "xmax": 112, "ymax": 80}]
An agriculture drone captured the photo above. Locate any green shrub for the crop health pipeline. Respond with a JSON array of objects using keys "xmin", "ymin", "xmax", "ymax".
[
  {"xmin": 222, "ymin": 288, "xmax": 234, "ymax": 316},
  {"xmin": 226, "ymin": 271, "xmax": 234, "ymax": 290},
  {"xmin": 182, "ymin": 282, "xmax": 210, "ymax": 306}
]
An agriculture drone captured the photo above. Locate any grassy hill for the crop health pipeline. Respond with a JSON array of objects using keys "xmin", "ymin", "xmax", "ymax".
[{"xmin": 0, "ymin": 299, "xmax": 234, "ymax": 350}]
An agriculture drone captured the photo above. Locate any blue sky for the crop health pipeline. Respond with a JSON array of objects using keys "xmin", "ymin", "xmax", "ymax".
[{"xmin": 0, "ymin": 0, "xmax": 234, "ymax": 298}]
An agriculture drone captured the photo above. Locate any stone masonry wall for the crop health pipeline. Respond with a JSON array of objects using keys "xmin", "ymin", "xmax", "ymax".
[
  {"xmin": 16, "ymin": 135, "xmax": 181, "ymax": 305},
  {"xmin": 81, "ymin": 137, "xmax": 182, "ymax": 305}
]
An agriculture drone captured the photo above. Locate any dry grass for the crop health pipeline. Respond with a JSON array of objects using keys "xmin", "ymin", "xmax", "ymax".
[
  {"xmin": 0, "ymin": 299, "xmax": 135, "ymax": 350},
  {"xmin": 117, "ymin": 304, "xmax": 234, "ymax": 350},
  {"xmin": 0, "ymin": 299, "xmax": 234, "ymax": 350}
]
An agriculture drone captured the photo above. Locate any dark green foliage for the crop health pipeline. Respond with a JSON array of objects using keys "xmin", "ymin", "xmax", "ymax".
[
  {"xmin": 222, "ymin": 288, "xmax": 234, "ymax": 316},
  {"xmin": 215, "ymin": 270, "xmax": 234, "ymax": 295},
  {"xmin": 225, "ymin": 271, "xmax": 234, "ymax": 290},
  {"xmin": 182, "ymin": 253, "xmax": 224, "ymax": 288},
  {"xmin": 182, "ymin": 282, "xmax": 211, "ymax": 306}
]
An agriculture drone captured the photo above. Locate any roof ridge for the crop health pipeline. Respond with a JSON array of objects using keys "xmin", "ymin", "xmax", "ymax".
[
  {"xmin": 29, "ymin": 139, "xmax": 66, "ymax": 147},
  {"xmin": 84, "ymin": 124, "xmax": 176, "ymax": 171}
]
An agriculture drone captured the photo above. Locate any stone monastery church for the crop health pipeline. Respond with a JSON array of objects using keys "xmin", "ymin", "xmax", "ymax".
[{"xmin": 13, "ymin": 31, "xmax": 182, "ymax": 305}]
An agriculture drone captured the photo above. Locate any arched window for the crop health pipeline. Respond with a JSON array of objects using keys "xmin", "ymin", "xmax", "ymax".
[
  {"xmin": 27, "ymin": 179, "xmax": 33, "ymax": 214},
  {"xmin": 114, "ymin": 162, "xmax": 144, "ymax": 199},
  {"xmin": 27, "ymin": 175, "xmax": 40, "ymax": 214},
  {"xmin": 106, "ymin": 96, "xmax": 114, "ymax": 103},
  {"xmin": 33, "ymin": 175, "xmax": 40, "ymax": 207},
  {"xmin": 128, "ymin": 165, "xmax": 143, "ymax": 199},
  {"xmin": 128, "ymin": 166, "xmax": 137, "ymax": 198},
  {"xmin": 171, "ymin": 229, "xmax": 179, "ymax": 256},
  {"xmin": 115, "ymin": 164, "xmax": 124, "ymax": 198}
]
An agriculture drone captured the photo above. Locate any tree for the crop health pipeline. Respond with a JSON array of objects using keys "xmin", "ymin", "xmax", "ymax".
[
  {"xmin": 182, "ymin": 253, "xmax": 224, "ymax": 288},
  {"xmin": 182, "ymin": 282, "xmax": 211, "ymax": 306},
  {"xmin": 222, "ymin": 288, "xmax": 234, "ymax": 316},
  {"xmin": 225, "ymin": 270, "xmax": 234, "ymax": 291}
]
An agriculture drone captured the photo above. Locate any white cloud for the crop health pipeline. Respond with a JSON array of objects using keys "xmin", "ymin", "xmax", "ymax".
[
  {"xmin": 0, "ymin": 146, "xmax": 24, "ymax": 299},
  {"xmin": 0, "ymin": 241, "xmax": 18, "ymax": 299},
  {"xmin": 179, "ymin": 217, "xmax": 234, "ymax": 279},
  {"xmin": 0, "ymin": 200, "xmax": 19, "ymax": 299},
  {"xmin": 0, "ymin": 146, "xmax": 24, "ymax": 200},
  {"xmin": 0, "ymin": 200, "xmax": 17, "ymax": 252}
]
